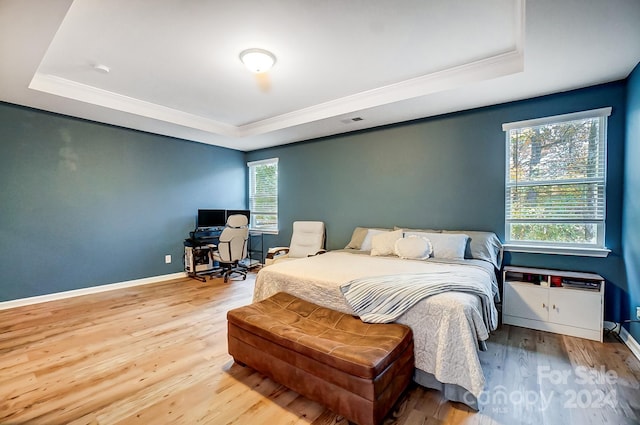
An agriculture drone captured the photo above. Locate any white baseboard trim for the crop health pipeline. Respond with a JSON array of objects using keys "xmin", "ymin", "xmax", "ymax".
[
  {"xmin": 0, "ymin": 272, "xmax": 187, "ymax": 311},
  {"xmin": 619, "ymin": 326, "xmax": 640, "ymax": 362}
]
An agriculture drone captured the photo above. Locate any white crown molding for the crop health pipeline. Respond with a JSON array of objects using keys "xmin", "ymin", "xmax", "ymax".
[
  {"xmin": 29, "ymin": 74, "xmax": 239, "ymax": 136},
  {"xmin": 28, "ymin": 0, "xmax": 525, "ymax": 141},
  {"xmin": 31, "ymin": 49, "xmax": 523, "ymax": 140},
  {"xmin": 239, "ymin": 49, "xmax": 524, "ymax": 137}
]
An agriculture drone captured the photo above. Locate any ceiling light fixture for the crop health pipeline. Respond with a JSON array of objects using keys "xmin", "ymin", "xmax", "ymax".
[{"xmin": 239, "ymin": 48, "xmax": 276, "ymax": 73}]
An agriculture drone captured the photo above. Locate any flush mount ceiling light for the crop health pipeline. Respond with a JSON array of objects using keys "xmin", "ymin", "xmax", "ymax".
[{"xmin": 239, "ymin": 48, "xmax": 276, "ymax": 73}]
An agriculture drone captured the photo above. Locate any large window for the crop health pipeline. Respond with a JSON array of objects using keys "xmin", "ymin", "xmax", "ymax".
[
  {"xmin": 502, "ymin": 108, "xmax": 611, "ymax": 255},
  {"xmin": 248, "ymin": 158, "xmax": 278, "ymax": 232}
]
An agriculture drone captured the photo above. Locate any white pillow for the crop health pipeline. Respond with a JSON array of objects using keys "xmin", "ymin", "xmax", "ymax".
[
  {"xmin": 394, "ymin": 236, "xmax": 432, "ymax": 260},
  {"xmin": 404, "ymin": 232, "xmax": 468, "ymax": 260},
  {"xmin": 360, "ymin": 228, "xmax": 390, "ymax": 251},
  {"xmin": 370, "ymin": 229, "xmax": 403, "ymax": 256}
]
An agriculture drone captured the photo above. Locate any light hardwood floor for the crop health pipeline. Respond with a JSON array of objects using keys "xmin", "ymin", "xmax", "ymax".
[{"xmin": 1, "ymin": 273, "xmax": 639, "ymax": 425}]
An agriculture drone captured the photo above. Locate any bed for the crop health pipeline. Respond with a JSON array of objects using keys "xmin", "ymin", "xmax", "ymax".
[{"xmin": 253, "ymin": 228, "xmax": 502, "ymax": 409}]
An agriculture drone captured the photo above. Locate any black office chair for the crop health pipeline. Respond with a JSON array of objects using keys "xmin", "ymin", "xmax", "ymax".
[{"xmin": 210, "ymin": 214, "xmax": 249, "ymax": 282}]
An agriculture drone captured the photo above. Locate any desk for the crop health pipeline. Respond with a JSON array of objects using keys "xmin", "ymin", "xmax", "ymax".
[
  {"xmin": 184, "ymin": 231, "xmax": 220, "ymax": 282},
  {"xmin": 184, "ymin": 230, "xmax": 265, "ymax": 280},
  {"xmin": 246, "ymin": 231, "xmax": 264, "ymax": 268}
]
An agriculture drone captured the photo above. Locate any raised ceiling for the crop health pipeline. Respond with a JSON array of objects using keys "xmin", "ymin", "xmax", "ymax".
[{"xmin": 1, "ymin": 0, "xmax": 639, "ymax": 151}]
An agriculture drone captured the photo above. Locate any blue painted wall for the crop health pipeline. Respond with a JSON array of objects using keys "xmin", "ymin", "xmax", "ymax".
[
  {"xmin": 623, "ymin": 62, "xmax": 640, "ymax": 341},
  {"xmin": 247, "ymin": 82, "xmax": 628, "ymax": 323},
  {"xmin": 2, "ymin": 76, "xmax": 635, "ymax": 331},
  {"xmin": 0, "ymin": 102, "xmax": 246, "ymax": 302}
]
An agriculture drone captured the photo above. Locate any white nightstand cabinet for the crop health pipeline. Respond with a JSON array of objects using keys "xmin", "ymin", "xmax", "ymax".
[{"xmin": 502, "ymin": 266, "xmax": 605, "ymax": 342}]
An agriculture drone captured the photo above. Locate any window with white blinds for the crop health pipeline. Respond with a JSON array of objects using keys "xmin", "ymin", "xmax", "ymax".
[
  {"xmin": 248, "ymin": 158, "xmax": 278, "ymax": 232},
  {"xmin": 502, "ymin": 108, "xmax": 611, "ymax": 250}
]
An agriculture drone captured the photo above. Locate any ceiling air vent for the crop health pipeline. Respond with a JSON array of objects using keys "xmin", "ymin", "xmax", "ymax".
[{"xmin": 340, "ymin": 117, "xmax": 364, "ymax": 124}]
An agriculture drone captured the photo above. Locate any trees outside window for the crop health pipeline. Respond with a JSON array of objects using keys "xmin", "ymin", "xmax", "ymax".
[
  {"xmin": 503, "ymin": 108, "xmax": 610, "ymax": 250},
  {"xmin": 248, "ymin": 158, "xmax": 278, "ymax": 232}
]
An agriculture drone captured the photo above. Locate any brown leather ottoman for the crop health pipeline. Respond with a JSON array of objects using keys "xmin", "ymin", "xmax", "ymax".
[{"xmin": 227, "ymin": 292, "xmax": 414, "ymax": 425}]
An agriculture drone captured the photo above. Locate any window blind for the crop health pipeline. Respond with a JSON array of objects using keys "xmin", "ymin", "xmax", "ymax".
[
  {"xmin": 503, "ymin": 108, "xmax": 610, "ymax": 248},
  {"xmin": 248, "ymin": 158, "xmax": 278, "ymax": 231}
]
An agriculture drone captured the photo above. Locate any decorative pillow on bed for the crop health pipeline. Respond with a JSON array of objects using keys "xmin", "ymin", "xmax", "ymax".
[
  {"xmin": 345, "ymin": 227, "xmax": 369, "ymax": 249},
  {"xmin": 404, "ymin": 231, "xmax": 468, "ymax": 260},
  {"xmin": 345, "ymin": 227, "xmax": 391, "ymax": 249},
  {"xmin": 443, "ymin": 230, "xmax": 503, "ymax": 268},
  {"xmin": 370, "ymin": 229, "xmax": 403, "ymax": 256},
  {"xmin": 360, "ymin": 228, "xmax": 391, "ymax": 251},
  {"xmin": 394, "ymin": 235, "xmax": 432, "ymax": 260}
]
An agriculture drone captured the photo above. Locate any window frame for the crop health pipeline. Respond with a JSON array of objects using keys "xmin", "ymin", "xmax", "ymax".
[
  {"xmin": 502, "ymin": 107, "xmax": 611, "ymax": 257},
  {"xmin": 247, "ymin": 157, "xmax": 279, "ymax": 234}
]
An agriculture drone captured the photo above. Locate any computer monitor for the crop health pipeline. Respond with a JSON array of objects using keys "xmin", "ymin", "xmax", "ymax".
[
  {"xmin": 226, "ymin": 209, "xmax": 250, "ymax": 225},
  {"xmin": 197, "ymin": 209, "xmax": 226, "ymax": 229}
]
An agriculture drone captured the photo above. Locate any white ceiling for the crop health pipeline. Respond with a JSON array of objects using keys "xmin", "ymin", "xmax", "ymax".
[{"xmin": 1, "ymin": 0, "xmax": 639, "ymax": 152}]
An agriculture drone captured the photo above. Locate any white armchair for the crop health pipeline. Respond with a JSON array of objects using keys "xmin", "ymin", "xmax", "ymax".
[{"xmin": 265, "ymin": 221, "xmax": 325, "ymax": 266}]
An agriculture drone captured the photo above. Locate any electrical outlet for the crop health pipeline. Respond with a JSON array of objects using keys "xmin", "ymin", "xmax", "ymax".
[
  {"xmin": 636, "ymin": 306, "xmax": 640, "ymax": 320},
  {"xmin": 165, "ymin": 255, "xmax": 172, "ymax": 264}
]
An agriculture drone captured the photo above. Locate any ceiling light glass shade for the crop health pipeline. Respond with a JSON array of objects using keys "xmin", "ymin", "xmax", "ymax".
[{"xmin": 239, "ymin": 48, "xmax": 276, "ymax": 73}]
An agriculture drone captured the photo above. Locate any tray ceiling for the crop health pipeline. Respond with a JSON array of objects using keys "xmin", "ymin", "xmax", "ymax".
[{"xmin": 1, "ymin": 0, "xmax": 639, "ymax": 151}]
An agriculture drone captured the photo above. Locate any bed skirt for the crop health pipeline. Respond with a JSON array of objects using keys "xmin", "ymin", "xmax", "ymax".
[{"xmin": 413, "ymin": 369, "xmax": 479, "ymax": 411}]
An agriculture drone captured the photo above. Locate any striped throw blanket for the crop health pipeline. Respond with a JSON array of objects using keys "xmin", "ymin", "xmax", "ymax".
[{"xmin": 340, "ymin": 269, "xmax": 497, "ymax": 329}]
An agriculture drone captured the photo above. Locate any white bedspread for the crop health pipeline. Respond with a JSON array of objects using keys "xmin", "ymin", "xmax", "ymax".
[{"xmin": 253, "ymin": 251, "xmax": 498, "ymax": 399}]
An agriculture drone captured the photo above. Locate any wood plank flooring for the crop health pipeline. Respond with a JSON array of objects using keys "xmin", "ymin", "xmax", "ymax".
[{"xmin": 1, "ymin": 273, "xmax": 639, "ymax": 425}]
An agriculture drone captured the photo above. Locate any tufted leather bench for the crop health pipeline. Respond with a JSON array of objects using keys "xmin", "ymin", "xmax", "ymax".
[{"xmin": 227, "ymin": 292, "xmax": 414, "ymax": 425}]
